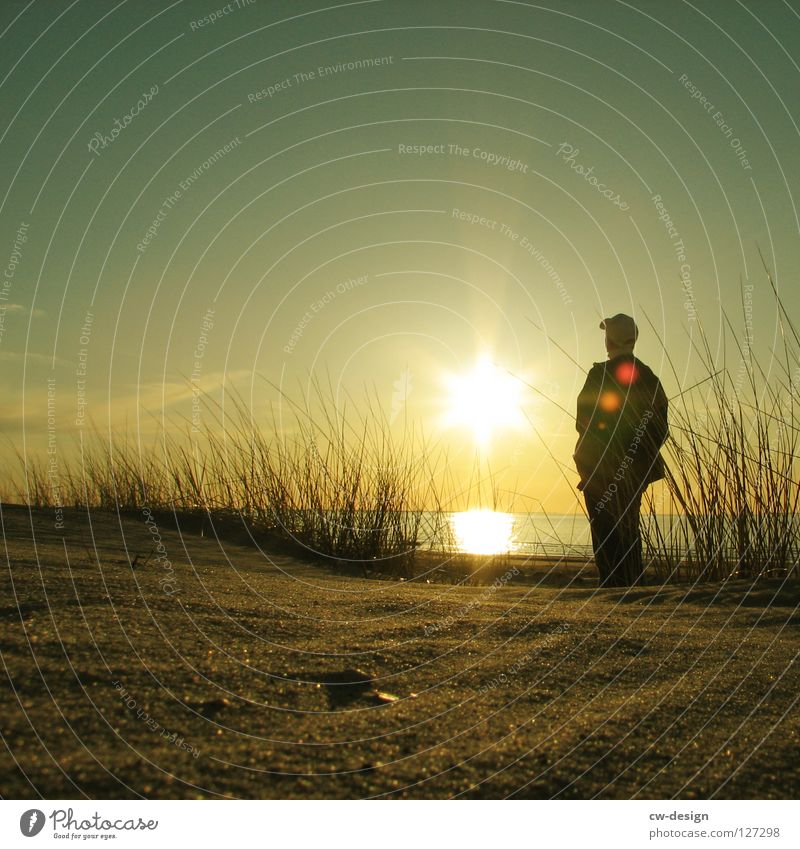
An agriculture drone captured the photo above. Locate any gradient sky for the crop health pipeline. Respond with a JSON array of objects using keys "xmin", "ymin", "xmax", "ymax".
[{"xmin": 1, "ymin": 0, "xmax": 799, "ymax": 511}]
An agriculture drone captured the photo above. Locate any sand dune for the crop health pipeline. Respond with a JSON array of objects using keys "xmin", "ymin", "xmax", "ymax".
[{"xmin": 0, "ymin": 506, "xmax": 797, "ymax": 799}]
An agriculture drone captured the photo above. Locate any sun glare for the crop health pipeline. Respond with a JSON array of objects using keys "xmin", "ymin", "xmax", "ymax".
[
  {"xmin": 443, "ymin": 356, "xmax": 525, "ymax": 445},
  {"xmin": 451, "ymin": 510, "xmax": 516, "ymax": 555}
]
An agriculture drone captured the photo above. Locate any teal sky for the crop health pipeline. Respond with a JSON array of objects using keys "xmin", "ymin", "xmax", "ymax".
[{"xmin": 1, "ymin": 0, "xmax": 799, "ymax": 509}]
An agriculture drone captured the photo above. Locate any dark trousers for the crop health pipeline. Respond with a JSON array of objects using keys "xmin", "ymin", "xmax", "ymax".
[{"xmin": 583, "ymin": 485, "xmax": 644, "ymax": 587}]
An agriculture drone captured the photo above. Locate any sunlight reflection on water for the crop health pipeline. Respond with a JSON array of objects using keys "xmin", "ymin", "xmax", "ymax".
[{"xmin": 450, "ymin": 509, "xmax": 516, "ymax": 555}]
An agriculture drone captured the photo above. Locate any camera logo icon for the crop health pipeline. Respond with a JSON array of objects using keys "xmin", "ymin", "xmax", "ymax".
[{"xmin": 20, "ymin": 809, "xmax": 46, "ymax": 837}]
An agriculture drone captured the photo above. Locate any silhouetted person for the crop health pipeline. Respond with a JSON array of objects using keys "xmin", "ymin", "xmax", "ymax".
[{"xmin": 574, "ymin": 314, "xmax": 668, "ymax": 587}]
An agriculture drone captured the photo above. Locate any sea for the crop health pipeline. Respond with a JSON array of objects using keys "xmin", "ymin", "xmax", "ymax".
[
  {"xmin": 441, "ymin": 510, "xmax": 697, "ymax": 558},
  {"xmin": 440, "ymin": 510, "xmax": 593, "ymax": 557}
]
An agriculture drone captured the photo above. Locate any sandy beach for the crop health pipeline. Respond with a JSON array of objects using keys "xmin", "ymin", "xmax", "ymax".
[{"xmin": 1, "ymin": 505, "xmax": 797, "ymax": 799}]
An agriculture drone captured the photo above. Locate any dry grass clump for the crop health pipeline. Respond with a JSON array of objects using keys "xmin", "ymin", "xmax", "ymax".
[
  {"xmin": 8, "ymin": 272, "xmax": 800, "ymax": 583},
  {"xmin": 12, "ymin": 382, "xmax": 462, "ymax": 573},
  {"xmin": 642, "ymin": 270, "xmax": 800, "ymax": 581}
]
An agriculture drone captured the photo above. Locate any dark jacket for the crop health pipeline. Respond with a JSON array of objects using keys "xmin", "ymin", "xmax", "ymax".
[{"xmin": 574, "ymin": 354, "xmax": 668, "ymax": 493}]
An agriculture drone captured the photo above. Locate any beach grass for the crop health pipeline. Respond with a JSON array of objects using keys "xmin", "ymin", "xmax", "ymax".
[
  {"xmin": 7, "ymin": 272, "xmax": 800, "ymax": 583},
  {"xmin": 640, "ymin": 270, "xmax": 799, "ymax": 582}
]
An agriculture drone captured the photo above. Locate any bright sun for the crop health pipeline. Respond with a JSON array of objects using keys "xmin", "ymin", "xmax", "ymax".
[
  {"xmin": 451, "ymin": 509, "xmax": 516, "ymax": 555},
  {"xmin": 443, "ymin": 355, "xmax": 525, "ymax": 446}
]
